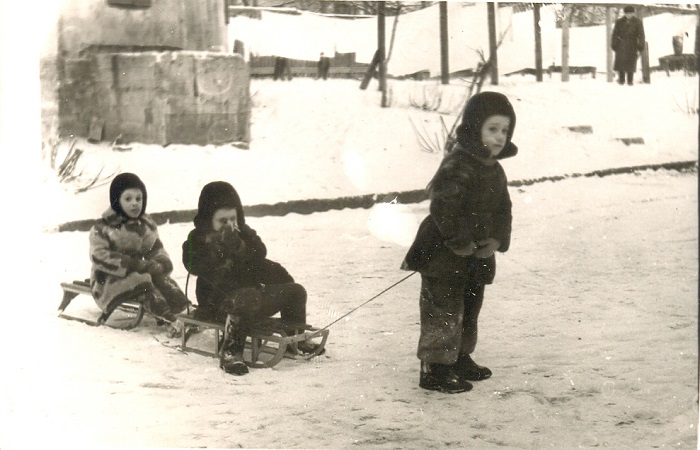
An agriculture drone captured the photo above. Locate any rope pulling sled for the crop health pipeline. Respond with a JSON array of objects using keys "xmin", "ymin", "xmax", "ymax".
[{"xmin": 57, "ymin": 272, "xmax": 416, "ymax": 368}]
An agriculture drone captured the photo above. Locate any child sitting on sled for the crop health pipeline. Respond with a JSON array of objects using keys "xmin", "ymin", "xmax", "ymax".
[
  {"xmin": 182, "ymin": 181, "xmax": 322, "ymax": 376},
  {"xmin": 89, "ymin": 173, "xmax": 190, "ymax": 328}
]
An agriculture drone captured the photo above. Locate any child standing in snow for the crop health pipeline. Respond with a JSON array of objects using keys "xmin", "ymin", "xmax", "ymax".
[
  {"xmin": 89, "ymin": 173, "xmax": 190, "ymax": 326},
  {"xmin": 182, "ymin": 181, "xmax": 322, "ymax": 376},
  {"xmin": 402, "ymin": 92, "xmax": 517, "ymax": 393}
]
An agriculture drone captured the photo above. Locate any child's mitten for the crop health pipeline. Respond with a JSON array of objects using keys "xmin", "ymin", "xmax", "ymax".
[
  {"xmin": 445, "ymin": 238, "xmax": 477, "ymax": 256},
  {"xmin": 474, "ymin": 238, "xmax": 500, "ymax": 258},
  {"xmin": 144, "ymin": 260, "xmax": 165, "ymax": 276}
]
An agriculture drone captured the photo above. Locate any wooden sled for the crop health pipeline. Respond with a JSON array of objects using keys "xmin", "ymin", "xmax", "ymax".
[
  {"xmin": 177, "ymin": 313, "xmax": 329, "ymax": 369},
  {"xmin": 58, "ymin": 279, "xmax": 146, "ymax": 330}
]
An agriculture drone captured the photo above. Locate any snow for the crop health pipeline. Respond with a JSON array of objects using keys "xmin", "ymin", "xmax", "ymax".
[
  {"xmin": 2, "ymin": 3, "xmax": 700, "ymax": 448},
  {"xmin": 8, "ymin": 71, "xmax": 697, "ymax": 449},
  {"xmin": 42, "ymin": 74, "xmax": 698, "ymax": 229}
]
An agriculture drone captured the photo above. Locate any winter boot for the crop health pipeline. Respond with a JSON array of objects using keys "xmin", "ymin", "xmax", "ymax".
[
  {"xmin": 453, "ymin": 353, "xmax": 492, "ymax": 381},
  {"xmin": 294, "ymin": 340, "xmax": 326, "ymax": 356},
  {"xmin": 220, "ymin": 315, "xmax": 248, "ymax": 376},
  {"xmin": 419, "ymin": 361, "xmax": 472, "ymax": 393},
  {"xmin": 220, "ymin": 349, "xmax": 248, "ymax": 376}
]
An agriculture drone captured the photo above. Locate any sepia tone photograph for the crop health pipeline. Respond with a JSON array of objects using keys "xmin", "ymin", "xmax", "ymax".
[{"xmin": 1, "ymin": 0, "xmax": 698, "ymax": 448}]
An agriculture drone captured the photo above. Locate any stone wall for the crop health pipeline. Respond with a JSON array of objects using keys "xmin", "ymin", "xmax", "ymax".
[
  {"xmin": 57, "ymin": 0, "xmax": 227, "ymax": 57},
  {"xmin": 59, "ymin": 51, "xmax": 250, "ymax": 146}
]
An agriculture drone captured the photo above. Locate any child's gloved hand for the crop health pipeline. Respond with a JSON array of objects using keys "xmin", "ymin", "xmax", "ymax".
[
  {"xmin": 220, "ymin": 225, "xmax": 243, "ymax": 249},
  {"xmin": 133, "ymin": 259, "xmax": 163, "ymax": 275},
  {"xmin": 445, "ymin": 239, "xmax": 477, "ymax": 256},
  {"xmin": 144, "ymin": 260, "xmax": 165, "ymax": 276},
  {"xmin": 474, "ymin": 238, "xmax": 500, "ymax": 258}
]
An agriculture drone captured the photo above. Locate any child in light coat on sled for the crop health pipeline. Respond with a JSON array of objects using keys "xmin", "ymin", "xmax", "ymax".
[
  {"xmin": 89, "ymin": 173, "xmax": 190, "ymax": 326},
  {"xmin": 402, "ymin": 92, "xmax": 518, "ymax": 393},
  {"xmin": 182, "ymin": 181, "xmax": 322, "ymax": 376}
]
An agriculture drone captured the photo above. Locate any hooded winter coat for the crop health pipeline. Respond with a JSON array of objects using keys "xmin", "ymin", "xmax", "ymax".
[
  {"xmin": 90, "ymin": 173, "xmax": 188, "ymax": 316},
  {"xmin": 182, "ymin": 182, "xmax": 293, "ymax": 315},
  {"xmin": 89, "ymin": 208, "xmax": 177, "ymax": 313},
  {"xmin": 612, "ymin": 15, "xmax": 645, "ymax": 72},
  {"xmin": 401, "ymin": 92, "xmax": 517, "ymax": 284}
]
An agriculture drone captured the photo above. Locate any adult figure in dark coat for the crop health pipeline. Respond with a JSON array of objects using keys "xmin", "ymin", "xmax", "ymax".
[
  {"xmin": 611, "ymin": 5, "xmax": 646, "ymax": 85},
  {"xmin": 317, "ymin": 53, "xmax": 331, "ymax": 80}
]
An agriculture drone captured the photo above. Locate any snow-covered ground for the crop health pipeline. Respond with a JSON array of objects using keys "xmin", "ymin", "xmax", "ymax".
[
  {"xmin": 42, "ymin": 74, "xmax": 697, "ymax": 228},
  {"xmin": 3, "ymin": 71, "xmax": 699, "ymax": 447}
]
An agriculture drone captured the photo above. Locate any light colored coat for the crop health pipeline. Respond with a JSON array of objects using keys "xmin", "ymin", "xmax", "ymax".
[{"xmin": 89, "ymin": 208, "xmax": 176, "ymax": 313}]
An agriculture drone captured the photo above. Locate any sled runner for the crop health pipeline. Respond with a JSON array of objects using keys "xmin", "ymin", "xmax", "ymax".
[
  {"xmin": 58, "ymin": 279, "xmax": 146, "ymax": 330},
  {"xmin": 177, "ymin": 313, "xmax": 329, "ymax": 368}
]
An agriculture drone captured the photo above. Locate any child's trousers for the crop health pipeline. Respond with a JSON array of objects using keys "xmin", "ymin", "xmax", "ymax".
[
  {"xmin": 417, "ymin": 274, "xmax": 485, "ymax": 365},
  {"xmin": 221, "ymin": 282, "xmax": 307, "ymax": 356},
  {"xmin": 223, "ymin": 282, "xmax": 307, "ymax": 326}
]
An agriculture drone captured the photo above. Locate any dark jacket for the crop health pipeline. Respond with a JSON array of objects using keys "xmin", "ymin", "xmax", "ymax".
[
  {"xmin": 401, "ymin": 143, "xmax": 514, "ymax": 284},
  {"xmin": 401, "ymin": 91, "xmax": 517, "ymax": 284},
  {"xmin": 612, "ymin": 16, "xmax": 645, "ymax": 72},
  {"xmin": 182, "ymin": 181, "xmax": 293, "ymax": 312},
  {"xmin": 183, "ymin": 224, "xmax": 292, "ymax": 310}
]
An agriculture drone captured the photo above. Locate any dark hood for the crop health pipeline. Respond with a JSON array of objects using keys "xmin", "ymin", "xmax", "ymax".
[
  {"xmin": 193, "ymin": 181, "xmax": 246, "ymax": 231},
  {"xmin": 109, "ymin": 172, "xmax": 147, "ymax": 219},
  {"xmin": 455, "ymin": 91, "xmax": 518, "ymax": 160}
]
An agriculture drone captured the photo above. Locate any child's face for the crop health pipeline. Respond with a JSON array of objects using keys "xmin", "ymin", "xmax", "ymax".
[
  {"xmin": 480, "ymin": 114, "xmax": 511, "ymax": 157},
  {"xmin": 211, "ymin": 208, "xmax": 238, "ymax": 232},
  {"xmin": 119, "ymin": 188, "xmax": 143, "ymax": 219}
]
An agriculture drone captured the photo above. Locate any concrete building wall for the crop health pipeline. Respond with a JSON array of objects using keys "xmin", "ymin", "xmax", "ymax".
[
  {"xmin": 60, "ymin": 51, "xmax": 250, "ymax": 146},
  {"xmin": 58, "ymin": 0, "xmax": 227, "ymax": 57},
  {"xmin": 42, "ymin": 0, "xmax": 252, "ymax": 146}
]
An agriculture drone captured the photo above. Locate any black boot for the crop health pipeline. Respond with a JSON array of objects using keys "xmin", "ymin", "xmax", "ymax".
[
  {"xmin": 419, "ymin": 361, "xmax": 472, "ymax": 393},
  {"xmin": 453, "ymin": 353, "xmax": 492, "ymax": 381},
  {"xmin": 220, "ymin": 349, "xmax": 248, "ymax": 375},
  {"xmin": 220, "ymin": 315, "xmax": 248, "ymax": 376}
]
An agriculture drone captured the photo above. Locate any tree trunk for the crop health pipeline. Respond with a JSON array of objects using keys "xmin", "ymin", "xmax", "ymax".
[
  {"xmin": 534, "ymin": 3, "xmax": 542, "ymax": 82},
  {"xmin": 439, "ymin": 1, "xmax": 449, "ymax": 84},
  {"xmin": 606, "ymin": 6, "xmax": 613, "ymax": 82},
  {"xmin": 378, "ymin": 2, "xmax": 388, "ymax": 107},
  {"xmin": 561, "ymin": 5, "xmax": 571, "ymax": 82},
  {"xmin": 487, "ymin": 2, "xmax": 498, "ymax": 85}
]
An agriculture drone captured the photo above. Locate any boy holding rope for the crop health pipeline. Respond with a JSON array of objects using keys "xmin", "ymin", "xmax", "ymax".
[{"xmin": 402, "ymin": 92, "xmax": 518, "ymax": 393}]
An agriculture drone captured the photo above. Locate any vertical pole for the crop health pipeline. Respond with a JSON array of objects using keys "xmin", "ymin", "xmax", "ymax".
[
  {"xmin": 561, "ymin": 5, "xmax": 570, "ymax": 82},
  {"xmin": 638, "ymin": 7, "xmax": 650, "ymax": 84},
  {"xmin": 487, "ymin": 2, "xmax": 498, "ymax": 85},
  {"xmin": 439, "ymin": 1, "xmax": 450, "ymax": 85},
  {"xmin": 534, "ymin": 3, "xmax": 543, "ymax": 82},
  {"xmin": 378, "ymin": 2, "xmax": 388, "ymax": 107},
  {"xmin": 641, "ymin": 42, "xmax": 650, "ymax": 83},
  {"xmin": 606, "ymin": 7, "xmax": 613, "ymax": 82}
]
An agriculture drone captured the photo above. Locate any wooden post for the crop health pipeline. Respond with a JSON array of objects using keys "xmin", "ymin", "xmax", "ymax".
[
  {"xmin": 487, "ymin": 2, "xmax": 498, "ymax": 85},
  {"xmin": 641, "ymin": 41, "xmax": 650, "ymax": 83},
  {"xmin": 561, "ymin": 5, "xmax": 570, "ymax": 82},
  {"xmin": 439, "ymin": 1, "xmax": 449, "ymax": 85},
  {"xmin": 378, "ymin": 2, "xmax": 388, "ymax": 107},
  {"xmin": 638, "ymin": 8, "xmax": 650, "ymax": 84},
  {"xmin": 534, "ymin": 3, "xmax": 543, "ymax": 82},
  {"xmin": 359, "ymin": 50, "xmax": 380, "ymax": 90},
  {"xmin": 606, "ymin": 6, "xmax": 613, "ymax": 82}
]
